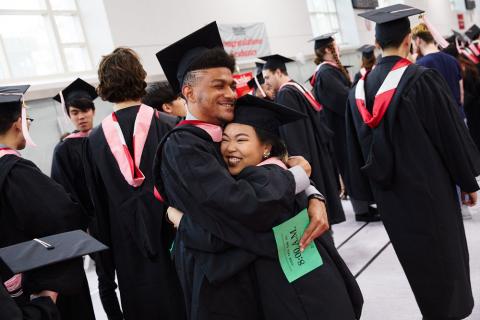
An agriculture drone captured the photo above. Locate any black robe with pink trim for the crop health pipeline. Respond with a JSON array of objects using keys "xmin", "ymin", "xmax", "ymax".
[
  {"xmin": 346, "ymin": 56, "xmax": 480, "ymax": 319},
  {"xmin": 83, "ymin": 106, "xmax": 184, "ymax": 320},
  {"xmin": 275, "ymin": 82, "xmax": 345, "ymax": 224},
  {"xmin": 0, "ymin": 154, "xmax": 88, "ymax": 315}
]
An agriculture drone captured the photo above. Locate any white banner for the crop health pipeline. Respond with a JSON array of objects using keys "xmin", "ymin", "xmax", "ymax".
[{"xmin": 219, "ymin": 23, "xmax": 270, "ymax": 61}]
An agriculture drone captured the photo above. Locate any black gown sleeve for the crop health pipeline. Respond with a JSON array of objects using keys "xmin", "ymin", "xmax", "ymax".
[
  {"xmin": 0, "ymin": 282, "xmax": 60, "ymax": 320},
  {"xmin": 162, "ymin": 132, "xmax": 295, "ymax": 257},
  {"xmin": 314, "ymin": 67, "xmax": 350, "ymax": 115},
  {"xmin": 82, "ymin": 140, "xmax": 124, "ymax": 320},
  {"xmin": 407, "ymin": 69, "xmax": 480, "ymax": 192}
]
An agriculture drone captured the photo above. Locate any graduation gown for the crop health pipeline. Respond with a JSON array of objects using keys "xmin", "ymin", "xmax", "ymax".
[
  {"xmin": 463, "ymin": 67, "xmax": 480, "ymax": 150},
  {"xmin": 173, "ymin": 159, "xmax": 364, "ymax": 320},
  {"xmin": 50, "ymin": 134, "xmax": 96, "ymax": 320},
  {"xmin": 345, "ymin": 56, "xmax": 480, "ymax": 319},
  {"xmin": 1, "ymin": 276, "xmax": 59, "ymax": 320},
  {"xmin": 83, "ymin": 106, "xmax": 184, "ymax": 320},
  {"xmin": 156, "ymin": 125, "xmax": 298, "ymax": 320},
  {"xmin": 275, "ymin": 83, "xmax": 346, "ymax": 224},
  {"xmin": 0, "ymin": 154, "xmax": 88, "ymax": 312}
]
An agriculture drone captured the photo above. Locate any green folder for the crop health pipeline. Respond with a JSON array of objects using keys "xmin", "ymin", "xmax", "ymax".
[{"xmin": 272, "ymin": 209, "xmax": 323, "ymax": 283}]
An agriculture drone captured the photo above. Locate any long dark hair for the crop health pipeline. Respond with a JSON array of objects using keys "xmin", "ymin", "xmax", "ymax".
[{"xmin": 314, "ymin": 42, "xmax": 351, "ymax": 85}]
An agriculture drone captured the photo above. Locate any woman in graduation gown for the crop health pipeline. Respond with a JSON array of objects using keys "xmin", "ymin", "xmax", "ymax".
[
  {"xmin": 166, "ymin": 95, "xmax": 363, "ymax": 320},
  {"xmin": 83, "ymin": 48, "xmax": 185, "ymax": 320},
  {"xmin": 311, "ymin": 36, "xmax": 378, "ymax": 221}
]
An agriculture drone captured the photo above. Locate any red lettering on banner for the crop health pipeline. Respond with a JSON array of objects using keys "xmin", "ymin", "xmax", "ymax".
[
  {"xmin": 233, "ymin": 72, "xmax": 254, "ymax": 97},
  {"xmin": 223, "ymin": 39, "xmax": 264, "ymax": 48}
]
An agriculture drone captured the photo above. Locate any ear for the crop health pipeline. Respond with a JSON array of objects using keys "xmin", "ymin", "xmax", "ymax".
[
  {"xmin": 182, "ymin": 85, "xmax": 196, "ymax": 103},
  {"xmin": 162, "ymin": 103, "xmax": 172, "ymax": 114},
  {"xmin": 404, "ymin": 33, "xmax": 412, "ymax": 48},
  {"xmin": 13, "ymin": 116, "xmax": 22, "ymax": 131},
  {"xmin": 263, "ymin": 143, "xmax": 272, "ymax": 155}
]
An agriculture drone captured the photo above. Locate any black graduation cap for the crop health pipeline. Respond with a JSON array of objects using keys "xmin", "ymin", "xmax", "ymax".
[
  {"xmin": 310, "ymin": 32, "xmax": 336, "ymax": 50},
  {"xmin": 246, "ymin": 73, "xmax": 265, "ymax": 90},
  {"xmin": 52, "ymin": 78, "xmax": 97, "ymax": 108},
  {"xmin": 255, "ymin": 62, "xmax": 265, "ymax": 74},
  {"xmin": 452, "ymin": 30, "xmax": 469, "ymax": 43},
  {"xmin": 156, "ymin": 21, "xmax": 224, "ymax": 93},
  {"xmin": 259, "ymin": 54, "xmax": 294, "ymax": 72},
  {"xmin": 358, "ymin": 44, "xmax": 376, "ymax": 58},
  {"xmin": 358, "ymin": 4, "xmax": 424, "ymax": 44},
  {"xmin": 233, "ymin": 94, "xmax": 306, "ymax": 135},
  {"xmin": 0, "ymin": 230, "xmax": 108, "ymax": 274},
  {"xmin": 465, "ymin": 24, "xmax": 480, "ymax": 41},
  {"xmin": 0, "ymin": 85, "xmax": 29, "ymax": 119}
]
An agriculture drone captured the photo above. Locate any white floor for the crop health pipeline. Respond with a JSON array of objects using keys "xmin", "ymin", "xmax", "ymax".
[{"xmin": 86, "ymin": 200, "xmax": 480, "ymax": 320}]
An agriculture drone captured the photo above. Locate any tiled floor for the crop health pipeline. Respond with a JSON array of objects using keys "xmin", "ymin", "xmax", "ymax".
[{"xmin": 87, "ymin": 200, "xmax": 480, "ymax": 320}]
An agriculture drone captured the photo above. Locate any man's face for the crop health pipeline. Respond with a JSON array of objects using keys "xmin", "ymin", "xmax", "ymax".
[
  {"xmin": 163, "ymin": 96, "xmax": 187, "ymax": 117},
  {"xmin": 263, "ymin": 69, "xmax": 281, "ymax": 98},
  {"xmin": 185, "ymin": 67, "xmax": 237, "ymax": 125},
  {"xmin": 68, "ymin": 106, "xmax": 94, "ymax": 132}
]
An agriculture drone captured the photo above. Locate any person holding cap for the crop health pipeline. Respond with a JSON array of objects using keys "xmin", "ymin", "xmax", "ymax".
[
  {"xmin": 347, "ymin": 4, "xmax": 480, "ymax": 319},
  {"xmin": 0, "ymin": 86, "xmax": 90, "ymax": 320}
]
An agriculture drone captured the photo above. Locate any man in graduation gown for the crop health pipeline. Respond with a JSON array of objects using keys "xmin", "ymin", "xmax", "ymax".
[
  {"xmin": 347, "ymin": 5, "xmax": 480, "ymax": 319},
  {"xmin": 83, "ymin": 47, "xmax": 184, "ymax": 320},
  {"xmin": 155, "ymin": 22, "xmax": 330, "ymax": 320},
  {"xmin": 0, "ymin": 86, "xmax": 88, "ymax": 318},
  {"xmin": 261, "ymin": 54, "xmax": 346, "ymax": 225}
]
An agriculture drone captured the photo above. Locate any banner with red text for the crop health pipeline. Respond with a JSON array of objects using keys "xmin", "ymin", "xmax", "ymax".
[
  {"xmin": 219, "ymin": 23, "xmax": 270, "ymax": 61},
  {"xmin": 233, "ymin": 71, "xmax": 253, "ymax": 97}
]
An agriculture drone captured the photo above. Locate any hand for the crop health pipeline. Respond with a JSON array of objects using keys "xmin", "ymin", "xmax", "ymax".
[
  {"xmin": 300, "ymin": 198, "xmax": 329, "ymax": 251},
  {"xmin": 287, "ymin": 156, "xmax": 312, "ymax": 177},
  {"xmin": 461, "ymin": 191, "xmax": 477, "ymax": 207},
  {"xmin": 36, "ymin": 290, "xmax": 58, "ymax": 303},
  {"xmin": 167, "ymin": 207, "xmax": 184, "ymax": 228}
]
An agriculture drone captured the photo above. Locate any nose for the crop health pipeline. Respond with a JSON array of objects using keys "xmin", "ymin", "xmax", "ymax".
[{"xmin": 225, "ymin": 86, "xmax": 236, "ymax": 100}]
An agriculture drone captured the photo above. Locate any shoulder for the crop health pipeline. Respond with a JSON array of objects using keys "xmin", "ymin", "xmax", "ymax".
[{"xmin": 163, "ymin": 126, "xmax": 213, "ymax": 152}]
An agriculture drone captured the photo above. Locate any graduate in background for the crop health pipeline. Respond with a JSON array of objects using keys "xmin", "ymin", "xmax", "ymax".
[
  {"xmin": 155, "ymin": 22, "xmax": 329, "ymax": 320},
  {"xmin": 262, "ymin": 54, "xmax": 346, "ymax": 226},
  {"xmin": 83, "ymin": 47, "xmax": 184, "ymax": 320},
  {"xmin": 310, "ymin": 35, "xmax": 379, "ymax": 222},
  {"xmin": 0, "ymin": 86, "xmax": 89, "ymax": 320},
  {"xmin": 51, "ymin": 78, "xmax": 97, "ymax": 221},
  {"xmin": 353, "ymin": 45, "xmax": 376, "ymax": 85},
  {"xmin": 348, "ymin": 5, "xmax": 480, "ymax": 319},
  {"xmin": 142, "ymin": 81, "xmax": 187, "ymax": 118},
  {"xmin": 246, "ymin": 62, "xmax": 271, "ymax": 99}
]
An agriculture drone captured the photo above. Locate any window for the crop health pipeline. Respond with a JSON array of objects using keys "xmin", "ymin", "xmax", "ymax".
[
  {"xmin": 0, "ymin": 0, "xmax": 92, "ymax": 81},
  {"xmin": 306, "ymin": 0, "xmax": 342, "ymax": 44}
]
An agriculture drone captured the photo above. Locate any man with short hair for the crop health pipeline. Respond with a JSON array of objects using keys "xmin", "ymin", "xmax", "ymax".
[
  {"xmin": 348, "ymin": 5, "xmax": 480, "ymax": 319},
  {"xmin": 142, "ymin": 81, "xmax": 187, "ymax": 117},
  {"xmin": 262, "ymin": 54, "xmax": 346, "ymax": 226}
]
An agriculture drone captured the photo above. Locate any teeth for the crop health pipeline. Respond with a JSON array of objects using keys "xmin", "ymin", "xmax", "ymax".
[{"xmin": 228, "ymin": 157, "xmax": 241, "ymax": 165}]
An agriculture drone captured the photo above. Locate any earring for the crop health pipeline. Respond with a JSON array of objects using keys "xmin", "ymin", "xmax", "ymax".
[{"xmin": 263, "ymin": 151, "xmax": 271, "ymax": 159}]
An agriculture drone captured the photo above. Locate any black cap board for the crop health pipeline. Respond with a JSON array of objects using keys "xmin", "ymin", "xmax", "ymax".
[
  {"xmin": 156, "ymin": 21, "xmax": 224, "ymax": 93},
  {"xmin": 255, "ymin": 62, "xmax": 265, "ymax": 74},
  {"xmin": 0, "ymin": 85, "xmax": 30, "ymax": 120},
  {"xmin": 52, "ymin": 78, "xmax": 97, "ymax": 108},
  {"xmin": 465, "ymin": 24, "xmax": 480, "ymax": 41},
  {"xmin": 310, "ymin": 32, "xmax": 336, "ymax": 49},
  {"xmin": 452, "ymin": 30, "xmax": 469, "ymax": 43},
  {"xmin": 259, "ymin": 54, "xmax": 294, "ymax": 72},
  {"xmin": 358, "ymin": 44, "xmax": 376, "ymax": 58},
  {"xmin": 358, "ymin": 4, "xmax": 424, "ymax": 45},
  {"xmin": 0, "ymin": 230, "xmax": 108, "ymax": 274},
  {"xmin": 246, "ymin": 73, "xmax": 265, "ymax": 90},
  {"xmin": 233, "ymin": 94, "xmax": 306, "ymax": 135}
]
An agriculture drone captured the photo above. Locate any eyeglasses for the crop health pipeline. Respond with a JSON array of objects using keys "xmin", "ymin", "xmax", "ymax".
[{"xmin": 26, "ymin": 117, "xmax": 34, "ymax": 123}]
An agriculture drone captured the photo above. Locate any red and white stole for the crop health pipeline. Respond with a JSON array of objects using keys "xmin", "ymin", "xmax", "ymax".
[
  {"xmin": 176, "ymin": 119, "xmax": 223, "ymax": 142},
  {"xmin": 257, "ymin": 157, "xmax": 287, "ymax": 169},
  {"xmin": 280, "ymin": 81, "xmax": 323, "ymax": 112},
  {"xmin": 0, "ymin": 147, "xmax": 20, "ymax": 158},
  {"xmin": 63, "ymin": 129, "xmax": 91, "ymax": 140},
  {"xmin": 360, "ymin": 67, "xmax": 368, "ymax": 77},
  {"xmin": 102, "ymin": 105, "xmax": 154, "ymax": 188},
  {"xmin": 355, "ymin": 58, "xmax": 411, "ymax": 129},
  {"xmin": 309, "ymin": 61, "xmax": 338, "ymax": 86},
  {"xmin": 468, "ymin": 43, "xmax": 480, "ymax": 57}
]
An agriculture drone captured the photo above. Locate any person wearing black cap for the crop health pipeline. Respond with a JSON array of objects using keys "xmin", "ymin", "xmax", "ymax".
[
  {"xmin": 353, "ymin": 45, "xmax": 377, "ymax": 85},
  {"xmin": 246, "ymin": 62, "xmax": 271, "ymax": 99},
  {"xmin": 142, "ymin": 81, "xmax": 187, "ymax": 118},
  {"xmin": 0, "ymin": 86, "xmax": 89, "ymax": 319},
  {"xmin": 51, "ymin": 78, "xmax": 97, "ymax": 227},
  {"xmin": 155, "ymin": 22, "xmax": 329, "ymax": 320},
  {"xmin": 465, "ymin": 24, "xmax": 480, "ymax": 42},
  {"xmin": 166, "ymin": 94, "xmax": 363, "ymax": 320},
  {"xmin": 82, "ymin": 47, "xmax": 184, "ymax": 320},
  {"xmin": 310, "ymin": 35, "xmax": 379, "ymax": 222},
  {"xmin": 262, "ymin": 53, "xmax": 346, "ymax": 226},
  {"xmin": 348, "ymin": 4, "xmax": 480, "ymax": 319}
]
